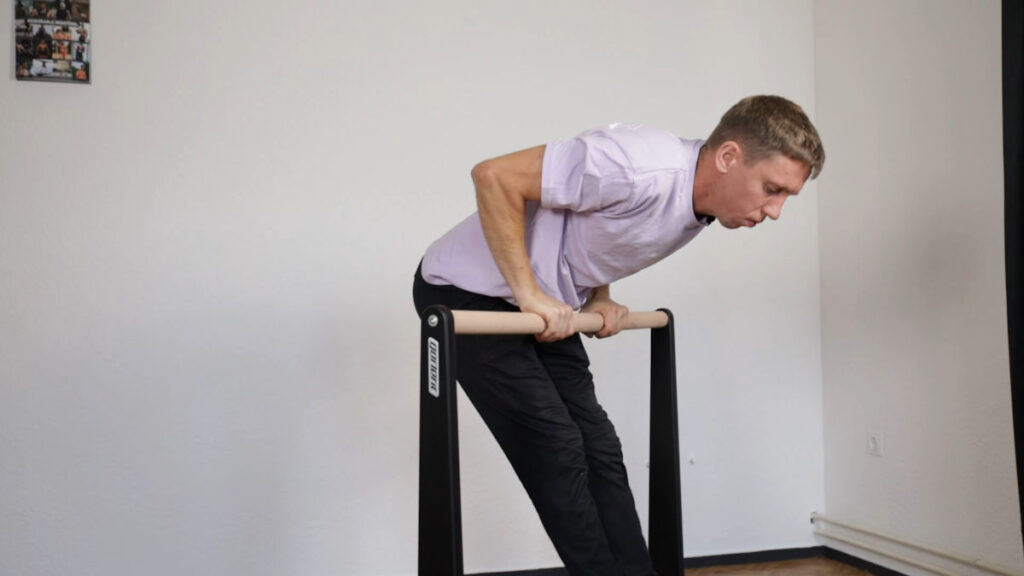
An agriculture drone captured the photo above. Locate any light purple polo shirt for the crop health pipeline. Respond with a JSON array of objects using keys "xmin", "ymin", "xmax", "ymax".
[{"xmin": 421, "ymin": 124, "xmax": 710, "ymax": 309}]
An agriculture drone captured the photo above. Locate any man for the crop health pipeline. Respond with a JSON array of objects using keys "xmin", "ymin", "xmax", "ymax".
[{"xmin": 413, "ymin": 95, "xmax": 825, "ymax": 576}]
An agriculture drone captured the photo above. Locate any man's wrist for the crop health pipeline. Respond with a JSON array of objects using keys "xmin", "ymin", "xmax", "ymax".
[
  {"xmin": 585, "ymin": 285, "xmax": 612, "ymax": 305},
  {"xmin": 513, "ymin": 283, "xmax": 545, "ymax": 307}
]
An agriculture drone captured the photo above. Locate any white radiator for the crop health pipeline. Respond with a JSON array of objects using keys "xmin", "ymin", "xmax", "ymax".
[{"xmin": 812, "ymin": 512, "xmax": 1023, "ymax": 576}]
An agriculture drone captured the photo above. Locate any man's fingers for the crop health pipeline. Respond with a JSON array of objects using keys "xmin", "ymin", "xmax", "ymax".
[
  {"xmin": 594, "ymin": 307, "xmax": 626, "ymax": 339},
  {"xmin": 536, "ymin": 306, "xmax": 574, "ymax": 342}
]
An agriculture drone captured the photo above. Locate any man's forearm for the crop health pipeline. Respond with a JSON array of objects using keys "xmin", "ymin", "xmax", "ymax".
[
  {"xmin": 468, "ymin": 146, "xmax": 574, "ymax": 342},
  {"xmin": 472, "ymin": 157, "xmax": 542, "ymax": 303},
  {"xmin": 476, "ymin": 187, "xmax": 536, "ymax": 300}
]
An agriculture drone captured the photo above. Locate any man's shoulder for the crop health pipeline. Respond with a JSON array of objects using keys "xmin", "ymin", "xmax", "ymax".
[
  {"xmin": 578, "ymin": 124, "xmax": 689, "ymax": 172},
  {"xmin": 581, "ymin": 123, "xmax": 681, "ymax": 143}
]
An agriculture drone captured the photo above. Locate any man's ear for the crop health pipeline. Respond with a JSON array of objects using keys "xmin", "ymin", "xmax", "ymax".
[{"xmin": 716, "ymin": 141, "xmax": 742, "ymax": 173}]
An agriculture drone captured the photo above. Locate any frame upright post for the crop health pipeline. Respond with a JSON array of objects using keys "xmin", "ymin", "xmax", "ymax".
[
  {"xmin": 648, "ymin": 308, "xmax": 684, "ymax": 576},
  {"xmin": 418, "ymin": 305, "xmax": 463, "ymax": 576}
]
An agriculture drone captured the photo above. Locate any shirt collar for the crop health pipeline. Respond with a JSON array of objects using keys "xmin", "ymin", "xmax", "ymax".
[{"xmin": 690, "ymin": 141, "xmax": 715, "ymax": 227}]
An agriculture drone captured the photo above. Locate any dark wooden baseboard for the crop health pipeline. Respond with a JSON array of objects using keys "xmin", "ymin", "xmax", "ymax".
[
  {"xmin": 473, "ymin": 569, "xmax": 567, "ymax": 576},
  {"xmin": 823, "ymin": 547, "xmax": 907, "ymax": 576},
  {"xmin": 683, "ymin": 546, "xmax": 824, "ymax": 568},
  {"xmin": 470, "ymin": 546, "xmax": 908, "ymax": 576}
]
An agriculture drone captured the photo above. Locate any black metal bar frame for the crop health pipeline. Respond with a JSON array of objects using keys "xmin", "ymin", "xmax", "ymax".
[{"xmin": 418, "ymin": 305, "xmax": 683, "ymax": 576}]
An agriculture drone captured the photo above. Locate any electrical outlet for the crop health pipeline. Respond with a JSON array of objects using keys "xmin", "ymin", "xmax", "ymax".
[{"xmin": 867, "ymin": 432, "xmax": 884, "ymax": 457}]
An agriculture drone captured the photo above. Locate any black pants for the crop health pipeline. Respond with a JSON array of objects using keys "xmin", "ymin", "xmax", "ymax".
[{"xmin": 414, "ymin": 265, "xmax": 655, "ymax": 576}]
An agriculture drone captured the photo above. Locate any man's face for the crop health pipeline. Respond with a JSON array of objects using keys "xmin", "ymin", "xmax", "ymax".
[{"xmin": 715, "ymin": 150, "xmax": 811, "ymax": 229}]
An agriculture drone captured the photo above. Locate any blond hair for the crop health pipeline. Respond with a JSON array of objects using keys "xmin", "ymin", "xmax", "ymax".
[{"xmin": 706, "ymin": 95, "xmax": 825, "ymax": 180}]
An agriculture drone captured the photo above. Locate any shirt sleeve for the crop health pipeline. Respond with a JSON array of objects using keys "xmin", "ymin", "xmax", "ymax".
[{"xmin": 540, "ymin": 128, "xmax": 635, "ymax": 213}]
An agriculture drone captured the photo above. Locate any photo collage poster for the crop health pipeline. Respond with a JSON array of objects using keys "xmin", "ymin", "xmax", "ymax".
[{"xmin": 15, "ymin": 0, "xmax": 90, "ymax": 83}]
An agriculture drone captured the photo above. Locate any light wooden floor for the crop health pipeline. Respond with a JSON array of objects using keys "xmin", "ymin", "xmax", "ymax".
[{"xmin": 687, "ymin": 557, "xmax": 873, "ymax": 575}]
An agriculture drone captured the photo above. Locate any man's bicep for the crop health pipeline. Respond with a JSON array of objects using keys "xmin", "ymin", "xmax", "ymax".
[{"xmin": 472, "ymin": 145, "xmax": 546, "ymax": 203}]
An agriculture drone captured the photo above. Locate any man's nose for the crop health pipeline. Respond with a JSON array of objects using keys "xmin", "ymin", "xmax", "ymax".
[{"xmin": 764, "ymin": 197, "xmax": 785, "ymax": 221}]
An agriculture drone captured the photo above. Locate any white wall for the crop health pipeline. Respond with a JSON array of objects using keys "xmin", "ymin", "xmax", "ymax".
[
  {"xmin": 815, "ymin": 1, "xmax": 1023, "ymax": 574},
  {"xmin": 1, "ymin": 2, "xmax": 823, "ymax": 575}
]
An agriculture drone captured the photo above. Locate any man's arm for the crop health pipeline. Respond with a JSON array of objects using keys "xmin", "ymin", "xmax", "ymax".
[
  {"xmin": 580, "ymin": 285, "xmax": 630, "ymax": 339},
  {"xmin": 471, "ymin": 146, "xmax": 574, "ymax": 342}
]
